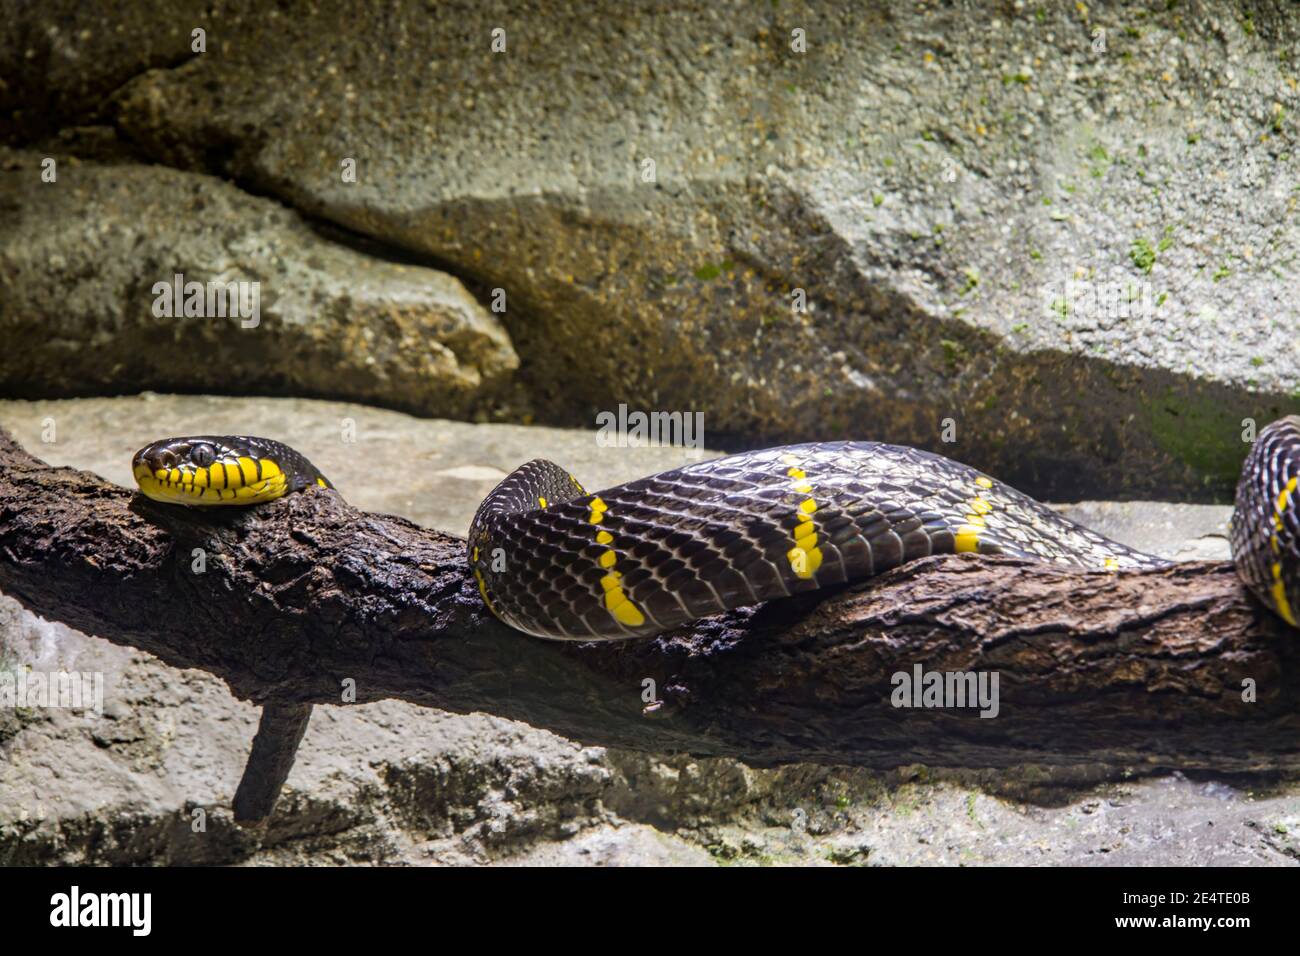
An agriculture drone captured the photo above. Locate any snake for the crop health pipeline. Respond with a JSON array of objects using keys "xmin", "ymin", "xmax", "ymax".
[
  {"xmin": 131, "ymin": 417, "xmax": 1300, "ymax": 641},
  {"xmin": 132, "ymin": 436, "xmax": 333, "ymax": 504}
]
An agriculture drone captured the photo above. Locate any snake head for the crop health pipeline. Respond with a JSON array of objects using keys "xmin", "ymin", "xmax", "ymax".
[{"xmin": 131, "ymin": 436, "xmax": 292, "ymax": 506}]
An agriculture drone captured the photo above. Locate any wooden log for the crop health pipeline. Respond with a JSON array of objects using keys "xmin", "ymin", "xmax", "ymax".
[{"xmin": 1, "ymin": 426, "xmax": 1296, "ymax": 820}]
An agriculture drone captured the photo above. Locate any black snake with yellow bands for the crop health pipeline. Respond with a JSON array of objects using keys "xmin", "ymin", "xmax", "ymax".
[
  {"xmin": 132, "ymin": 436, "xmax": 332, "ymax": 505},
  {"xmin": 133, "ymin": 418, "xmax": 1300, "ymax": 640}
]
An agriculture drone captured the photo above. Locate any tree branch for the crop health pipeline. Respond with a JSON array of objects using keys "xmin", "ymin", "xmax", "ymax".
[
  {"xmin": 1, "ymin": 426, "xmax": 1297, "ymax": 822},
  {"xmin": 232, "ymin": 702, "xmax": 314, "ymax": 824}
]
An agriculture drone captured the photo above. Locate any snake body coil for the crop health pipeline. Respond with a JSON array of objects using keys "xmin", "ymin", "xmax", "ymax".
[
  {"xmin": 133, "ymin": 418, "xmax": 1300, "ymax": 641},
  {"xmin": 1229, "ymin": 416, "xmax": 1300, "ymax": 627},
  {"xmin": 466, "ymin": 440, "xmax": 1174, "ymax": 641}
]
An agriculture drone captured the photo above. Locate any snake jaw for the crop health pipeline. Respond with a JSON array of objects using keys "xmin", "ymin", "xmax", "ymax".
[
  {"xmin": 133, "ymin": 465, "xmax": 202, "ymax": 505},
  {"xmin": 132, "ymin": 465, "xmax": 289, "ymax": 506}
]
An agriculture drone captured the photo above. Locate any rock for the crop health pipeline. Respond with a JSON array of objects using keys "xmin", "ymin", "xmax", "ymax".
[
  {"xmin": 0, "ymin": 0, "xmax": 198, "ymax": 143},
  {"xmin": 1053, "ymin": 500, "xmax": 1232, "ymax": 561},
  {"xmin": 492, "ymin": 823, "xmax": 716, "ymax": 867},
  {"xmin": 0, "ymin": 149, "xmax": 520, "ymax": 420},
  {"xmin": 0, "ymin": 393, "xmax": 1296, "ymax": 866},
  {"xmin": 38, "ymin": 0, "xmax": 1291, "ymax": 499},
  {"xmin": 0, "ymin": 599, "xmax": 624, "ymax": 865}
]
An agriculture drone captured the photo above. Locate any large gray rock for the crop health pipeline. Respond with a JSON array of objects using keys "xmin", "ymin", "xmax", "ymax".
[
  {"xmin": 66, "ymin": 0, "xmax": 1298, "ymax": 499},
  {"xmin": 0, "ymin": 148, "xmax": 520, "ymax": 419},
  {"xmin": 1, "ymin": 393, "xmax": 1295, "ymax": 866}
]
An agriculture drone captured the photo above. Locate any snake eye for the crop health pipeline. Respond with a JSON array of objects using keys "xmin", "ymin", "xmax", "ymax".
[{"xmin": 190, "ymin": 444, "xmax": 216, "ymax": 467}]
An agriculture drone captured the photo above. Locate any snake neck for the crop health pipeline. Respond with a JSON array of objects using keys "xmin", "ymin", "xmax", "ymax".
[
  {"xmin": 468, "ymin": 459, "xmax": 587, "ymax": 536},
  {"xmin": 468, "ymin": 459, "xmax": 590, "ymax": 632}
]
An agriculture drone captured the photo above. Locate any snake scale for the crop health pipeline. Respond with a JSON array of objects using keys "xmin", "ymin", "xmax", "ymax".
[{"xmin": 132, "ymin": 417, "xmax": 1300, "ymax": 641}]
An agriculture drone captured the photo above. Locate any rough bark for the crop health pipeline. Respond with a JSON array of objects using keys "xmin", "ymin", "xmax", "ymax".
[{"xmin": 1, "ymin": 426, "xmax": 1297, "ymax": 822}]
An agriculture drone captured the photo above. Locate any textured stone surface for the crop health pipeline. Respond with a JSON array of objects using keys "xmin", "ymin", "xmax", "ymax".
[
  {"xmin": 0, "ymin": 393, "xmax": 1296, "ymax": 866},
  {"xmin": 74, "ymin": 0, "xmax": 1300, "ymax": 499},
  {"xmin": 1055, "ymin": 499, "xmax": 1232, "ymax": 561},
  {"xmin": 3, "ymin": 1, "xmax": 1298, "ymax": 497},
  {"xmin": 0, "ymin": 148, "xmax": 520, "ymax": 418},
  {"xmin": 0, "ymin": 0, "xmax": 202, "ymax": 143}
]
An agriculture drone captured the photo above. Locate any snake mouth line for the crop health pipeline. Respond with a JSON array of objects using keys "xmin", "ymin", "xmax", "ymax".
[{"xmin": 132, "ymin": 461, "xmax": 289, "ymax": 505}]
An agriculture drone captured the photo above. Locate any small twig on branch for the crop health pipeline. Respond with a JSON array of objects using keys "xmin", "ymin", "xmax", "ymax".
[{"xmin": 0, "ymin": 426, "xmax": 1297, "ymax": 822}]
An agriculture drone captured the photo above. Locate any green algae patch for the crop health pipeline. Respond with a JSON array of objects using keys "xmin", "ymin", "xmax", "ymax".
[
  {"xmin": 693, "ymin": 260, "xmax": 736, "ymax": 282},
  {"xmin": 1140, "ymin": 389, "xmax": 1251, "ymax": 492},
  {"xmin": 1130, "ymin": 237, "xmax": 1157, "ymax": 273}
]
